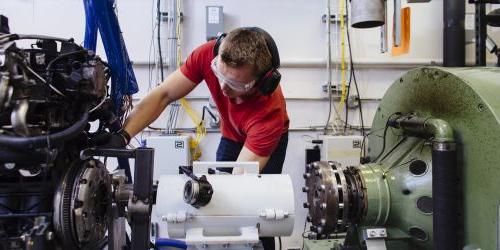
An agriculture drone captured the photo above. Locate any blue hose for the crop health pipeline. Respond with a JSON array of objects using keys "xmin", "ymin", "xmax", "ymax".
[{"xmin": 155, "ymin": 238, "xmax": 188, "ymax": 249}]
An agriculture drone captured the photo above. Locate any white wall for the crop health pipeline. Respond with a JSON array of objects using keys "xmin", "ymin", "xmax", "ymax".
[{"xmin": 1, "ymin": 0, "xmax": 498, "ymax": 249}]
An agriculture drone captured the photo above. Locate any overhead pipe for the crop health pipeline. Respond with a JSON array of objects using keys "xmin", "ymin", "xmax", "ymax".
[
  {"xmin": 388, "ymin": 115, "xmax": 458, "ymax": 249},
  {"xmin": 443, "ymin": 0, "xmax": 465, "ymax": 67}
]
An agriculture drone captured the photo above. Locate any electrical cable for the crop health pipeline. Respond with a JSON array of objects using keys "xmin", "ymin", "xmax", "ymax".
[
  {"xmin": 344, "ymin": 0, "xmax": 368, "ymax": 157},
  {"xmin": 374, "ymin": 113, "xmax": 401, "ymax": 161},
  {"xmin": 336, "ymin": 0, "xmax": 348, "ymax": 123},
  {"xmin": 324, "ymin": 0, "xmax": 333, "ymax": 134},
  {"xmin": 157, "ymin": 0, "xmax": 165, "ymax": 81}
]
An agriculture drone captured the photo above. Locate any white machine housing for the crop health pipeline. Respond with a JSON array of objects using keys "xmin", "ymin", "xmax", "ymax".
[{"xmin": 155, "ymin": 162, "xmax": 295, "ymax": 249}]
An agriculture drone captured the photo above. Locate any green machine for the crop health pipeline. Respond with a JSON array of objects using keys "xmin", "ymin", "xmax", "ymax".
[{"xmin": 302, "ymin": 67, "xmax": 500, "ymax": 250}]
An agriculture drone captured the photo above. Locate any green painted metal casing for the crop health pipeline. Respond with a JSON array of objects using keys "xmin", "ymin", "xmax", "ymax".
[{"xmin": 364, "ymin": 67, "xmax": 500, "ymax": 249}]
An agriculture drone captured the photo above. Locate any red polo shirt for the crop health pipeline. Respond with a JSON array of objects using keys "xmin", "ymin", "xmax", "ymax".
[{"xmin": 180, "ymin": 40, "xmax": 289, "ymax": 156}]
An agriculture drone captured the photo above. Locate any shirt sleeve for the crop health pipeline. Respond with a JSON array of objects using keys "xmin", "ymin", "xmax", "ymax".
[
  {"xmin": 243, "ymin": 108, "xmax": 285, "ymax": 157},
  {"xmin": 180, "ymin": 40, "xmax": 216, "ymax": 84}
]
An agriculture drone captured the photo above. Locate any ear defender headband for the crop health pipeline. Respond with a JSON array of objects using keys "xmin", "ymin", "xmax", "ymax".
[{"xmin": 212, "ymin": 27, "xmax": 281, "ymax": 96}]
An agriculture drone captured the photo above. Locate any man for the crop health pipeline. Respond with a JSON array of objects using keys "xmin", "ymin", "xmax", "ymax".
[{"xmin": 109, "ymin": 27, "xmax": 289, "ymax": 249}]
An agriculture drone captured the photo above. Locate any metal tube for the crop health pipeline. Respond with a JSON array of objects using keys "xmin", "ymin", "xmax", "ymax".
[
  {"xmin": 351, "ymin": 0, "xmax": 385, "ymax": 28},
  {"xmin": 443, "ymin": 0, "xmax": 465, "ymax": 67},
  {"xmin": 388, "ymin": 116, "xmax": 454, "ymax": 142},
  {"xmin": 388, "ymin": 114, "xmax": 458, "ymax": 249}
]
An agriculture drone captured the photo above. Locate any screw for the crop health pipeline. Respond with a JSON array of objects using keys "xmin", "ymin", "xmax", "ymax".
[{"xmin": 370, "ymin": 230, "xmax": 377, "ymax": 237}]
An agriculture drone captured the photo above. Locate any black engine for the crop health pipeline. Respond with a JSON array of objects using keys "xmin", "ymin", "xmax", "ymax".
[{"xmin": 0, "ymin": 31, "xmax": 121, "ymax": 249}]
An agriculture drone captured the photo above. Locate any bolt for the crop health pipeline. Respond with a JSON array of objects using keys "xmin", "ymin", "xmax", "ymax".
[
  {"xmin": 370, "ymin": 230, "xmax": 377, "ymax": 237},
  {"xmin": 320, "ymin": 219, "xmax": 326, "ymax": 226},
  {"xmin": 313, "ymin": 162, "xmax": 319, "ymax": 168},
  {"xmin": 45, "ymin": 231, "xmax": 54, "ymax": 241},
  {"xmin": 306, "ymin": 215, "xmax": 312, "ymax": 222},
  {"xmin": 320, "ymin": 203, "xmax": 327, "ymax": 210},
  {"xmin": 319, "ymin": 185, "xmax": 326, "ymax": 192},
  {"xmin": 315, "ymin": 171, "xmax": 322, "ymax": 177},
  {"xmin": 305, "ymin": 164, "xmax": 311, "ymax": 171},
  {"xmin": 303, "ymin": 173, "xmax": 311, "ymax": 179},
  {"xmin": 4, "ymin": 163, "xmax": 15, "ymax": 170},
  {"xmin": 303, "ymin": 202, "xmax": 309, "ymax": 208},
  {"xmin": 310, "ymin": 225, "xmax": 317, "ymax": 232},
  {"xmin": 302, "ymin": 187, "xmax": 309, "ymax": 192}
]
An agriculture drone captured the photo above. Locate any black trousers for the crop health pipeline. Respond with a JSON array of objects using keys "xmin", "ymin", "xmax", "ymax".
[{"xmin": 215, "ymin": 133, "xmax": 289, "ymax": 250}]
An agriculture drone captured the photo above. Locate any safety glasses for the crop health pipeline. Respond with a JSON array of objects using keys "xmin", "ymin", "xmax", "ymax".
[{"xmin": 210, "ymin": 57, "xmax": 256, "ymax": 92}]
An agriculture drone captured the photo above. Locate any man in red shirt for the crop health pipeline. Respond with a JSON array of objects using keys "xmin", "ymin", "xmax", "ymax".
[
  {"xmin": 108, "ymin": 27, "xmax": 289, "ymax": 250},
  {"xmin": 109, "ymin": 27, "xmax": 288, "ymax": 249},
  {"xmin": 117, "ymin": 27, "xmax": 289, "ymax": 174}
]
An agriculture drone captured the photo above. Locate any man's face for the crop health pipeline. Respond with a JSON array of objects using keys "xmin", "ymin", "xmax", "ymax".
[{"xmin": 211, "ymin": 56, "xmax": 257, "ymax": 98}]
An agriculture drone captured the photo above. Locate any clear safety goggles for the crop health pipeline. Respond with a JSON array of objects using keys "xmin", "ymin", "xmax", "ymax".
[{"xmin": 210, "ymin": 57, "xmax": 256, "ymax": 92}]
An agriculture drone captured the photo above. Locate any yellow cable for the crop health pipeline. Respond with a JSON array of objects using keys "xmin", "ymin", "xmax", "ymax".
[
  {"xmin": 175, "ymin": 0, "xmax": 205, "ymax": 160},
  {"xmin": 336, "ymin": 0, "xmax": 347, "ymax": 122}
]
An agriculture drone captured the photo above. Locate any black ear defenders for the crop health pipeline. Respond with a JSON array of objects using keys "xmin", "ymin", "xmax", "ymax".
[{"xmin": 212, "ymin": 27, "xmax": 281, "ymax": 96}]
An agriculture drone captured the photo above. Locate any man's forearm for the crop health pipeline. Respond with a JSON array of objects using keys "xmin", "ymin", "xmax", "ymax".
[{"xmin": 122, "ymin": 87, "xmax": 171, "ymax": 137}]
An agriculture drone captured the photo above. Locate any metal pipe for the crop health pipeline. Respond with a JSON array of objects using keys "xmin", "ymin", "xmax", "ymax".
[
  {"xmin": 443, "ymin": 0, "xmax": 465, "ymax": 66},
  {"xmin": 132, "ymin": 58, "xmax": 443, "ymax": 69},
  {"xmin": 388, "ymin": 116, "xmax": 454, "ymax": 142},
  {"xmin": 388, "ymin": 114, "xmax": 458, "ymax": 249}
]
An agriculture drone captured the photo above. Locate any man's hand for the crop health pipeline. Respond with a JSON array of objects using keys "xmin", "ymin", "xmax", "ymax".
[{"xmin": 89, "ymin": 129, "xmax": 130, "ymax": 149}]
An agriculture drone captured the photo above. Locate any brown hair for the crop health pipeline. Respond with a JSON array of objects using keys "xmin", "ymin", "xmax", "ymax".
[{"xmin": 219, "ymin": 27, "xmax": 272, "ymax": 77}]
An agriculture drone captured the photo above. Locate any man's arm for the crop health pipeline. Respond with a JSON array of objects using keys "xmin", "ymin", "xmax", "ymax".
[
  {"xmin": 237, "ymin": 146, "xmax": 271, "ymax": 173},
  {"xmin": 123, "ymin": 69, "xmax": 197, "ymax": 137}
]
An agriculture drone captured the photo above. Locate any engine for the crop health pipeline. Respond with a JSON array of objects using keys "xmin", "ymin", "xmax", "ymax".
[{"xmin": 0, "ymin": 33, "xmax": 122, "ymax": 249}]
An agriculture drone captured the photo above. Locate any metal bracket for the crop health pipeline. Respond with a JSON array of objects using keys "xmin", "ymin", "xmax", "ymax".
[{"xmin": 363, "ymin": 228, "xmax": 388, "ymax": 250}]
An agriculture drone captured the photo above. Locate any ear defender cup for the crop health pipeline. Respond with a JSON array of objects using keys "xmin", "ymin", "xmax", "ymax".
[
  {"xmin": 258, "ymin": 68, "xmax": 282, "ymax": 95},
  {"xmin": 212, "ymin": 33, "xmax": 227, "ymax": 57},
  {"xmin": 212, "ymin": 27, "xmax": 281, "ymax": 95}
]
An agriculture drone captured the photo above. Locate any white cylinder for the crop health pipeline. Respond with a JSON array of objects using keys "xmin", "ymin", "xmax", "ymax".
[
  {"xmin": 155, "ymin": 174, "xmax": 295, "ymax": 240},
  {"xmin": 351, "ymin": 0, "xmax": 385, "ymax": 28}
]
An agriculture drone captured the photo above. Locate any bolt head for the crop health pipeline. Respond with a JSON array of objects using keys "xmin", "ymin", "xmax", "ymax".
[{"xmin": 320, "ymin": 203, "xmax": 327, "ymax": 210}]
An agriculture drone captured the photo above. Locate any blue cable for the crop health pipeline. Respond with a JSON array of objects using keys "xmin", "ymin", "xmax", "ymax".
[{"xmin": 155, "ymin": 238, "xmax": 188, "ymax": 249}]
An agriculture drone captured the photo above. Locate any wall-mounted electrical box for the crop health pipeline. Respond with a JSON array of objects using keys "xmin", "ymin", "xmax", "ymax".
[
  {"xmin": 206, "ymin": 6, "xmax": 224, "ymax": 41},
  {"xmin": 319, "ymin": 135, "xmax": 363, "ymax": 166},
  {"xmin": 146, "ymin": 135, "xmax": 191, "ymax": 180}
]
